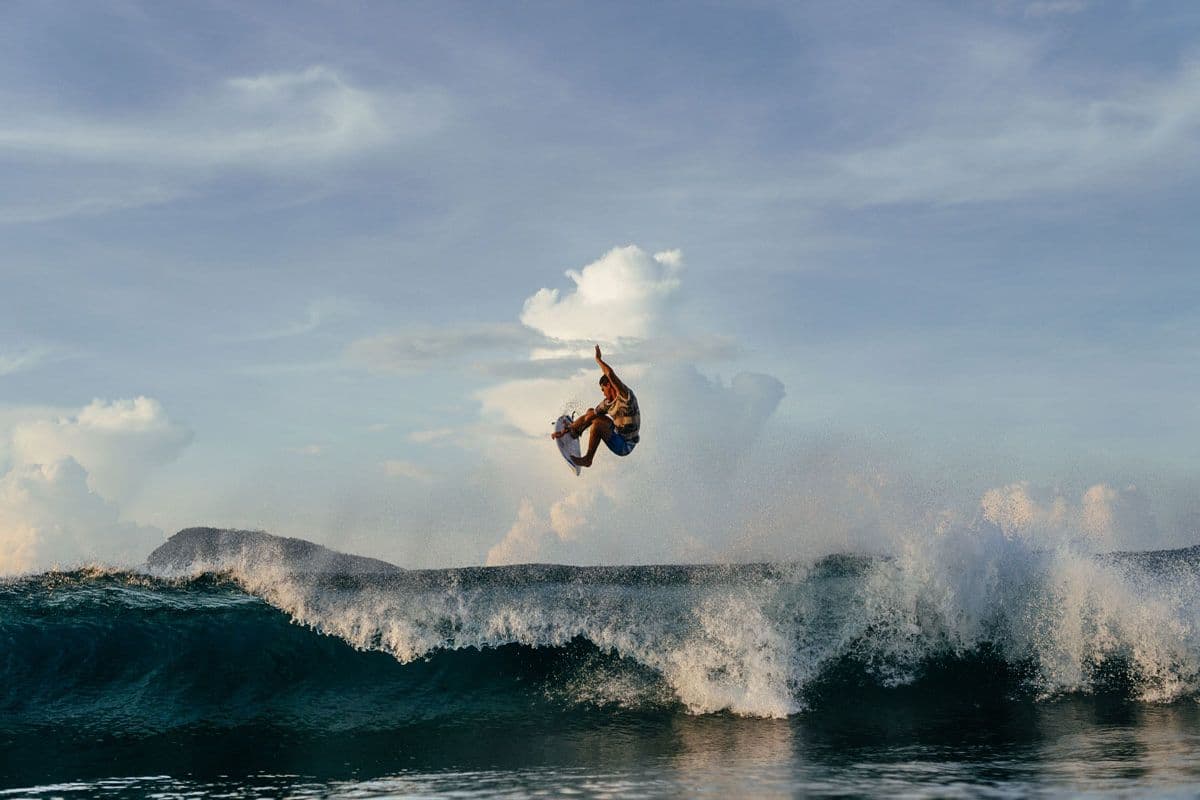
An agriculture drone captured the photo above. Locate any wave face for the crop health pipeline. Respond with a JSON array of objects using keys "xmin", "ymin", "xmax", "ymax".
[{"xmin": 5, "ymin": 529, "xmax": 1200, "ymax": 738}]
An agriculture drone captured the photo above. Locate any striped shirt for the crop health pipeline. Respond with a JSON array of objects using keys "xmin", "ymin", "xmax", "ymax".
[{"xmin": 597, "ymin": 387, "xmax": 640, "ymax": 445}]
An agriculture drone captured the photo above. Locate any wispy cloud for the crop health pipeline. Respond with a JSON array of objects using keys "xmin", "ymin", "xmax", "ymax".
[
  {"xmin": 475, "ymin": 335, "xmax": 740, "ymax": 380},
  {"xmin": 235, "ymin": 298, "xmax": 355, "ymax": 342},
  {"xmin": 0, "ymin": 186, "xmax": 182, "ymax": 225},
  {"xmin": 0, "ymin": 66, "xmax": 438, "ymax": 167},
  {"xmin": 381, "ymin": 459, "xmax": 433, "ymax": 482},
  {"xmin": 347, "ymin": 323, "xmax": 546, "ymax": 373},
  {"xmin": 232, "ymin": 360, "xmax": 345, "ymax": 377},
  {"xmin": 409, "ymin": 428, "xmax": 456, "ymax": 444},
  {"xmin": 0, "ymin": 65, "xmax": 448, "ymax": 222},
  {"xmin": 806, "ymin": 54, "xmax": 1200, "ymax": 207},
  {"xmin": 622, "ymin": 334, "xmax": 742, "ymax": 364},
  {"xmin": 0, "ymin": 346, "xmax": 73, "ymax": 377},
  {"xmin": 1023, "ymin": 1, "xmax": 1088, "ymax": 19},
  {"xmin": 472, "ymin": 356, "xmax": 594, "ymax": 380}
]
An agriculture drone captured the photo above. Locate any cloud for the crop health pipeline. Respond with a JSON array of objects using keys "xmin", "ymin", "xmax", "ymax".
[
  {"xmin": 0, "ymin": 185, "xmax": 183, "ymax": 225},
  {"xmin": 980, "ymin": 482, "xmax": 1070, "ymax": 536},
  {"xmin": 1023, "ymin": 1, "xmax": 1087, "ymax": 18},
  {"xmin": 621, "ymin": 334, "xmax": 742, "ymax": 364},
  {"xmin": 980, "ymin": 481, "xmax": 1158, "ymax": 550},
  {"xmin": 381, "ymin": 459, "xmax": 433, "ymax": 482},
  {"xmin": 466, "ymin": 242, "xmax": 790, "ymax": 565},
  {"xmin": 477, "ymin": 372, "xmax": 604, "ymax": 438},
  {"xmin": 0, "ymin": 458, "xmax": 161, "ymax": 575},
  {"xmin": 0, "ymin": 65, "xmax": 446, "ymax": 221},
  {"xmin": 11, "ymin": 397, "xmax": 192, "ymax": 503},
  {"xmin": 349, "ymin": 248, "xmax": 730, "ymax": 383},
  {"xmin": 486, "ymin": 489, "xmax": 614, "ymax": 565},
  {"xmin": 0, "ymin": 397, "xmax": 194, "ymax": 574},
  {"xmin": 0, "ymin": 346, "xmax": 72, "ymax": 377},
  {"xmin": 485, "ymin": 499, "xmax": 551, "ymax": 566},
  {"xmin": 237, "ymin": 298, "xmax": 355, "ymax": 342},
  {"xmin": 810, "ymin": 55, "xmax": 1200, "ymax": 206},
  {"xmin": 520, "ymin": 246, "xmax": 684, "ymax": 344},
  {"xmin": 475, "ymin": 335, "xmax": 740, "ymax": 380},
  {"xmin": 473, "ymin": 356, "xmax": 596, "ymax": 380},
  {"xmin": 409, "ymin": 427, "xmax": 457, "ymax": 444},
  {"xmin": 347, "ymin": 323, "xmax": 545, "ymax": 373},
  {"xmin": 480, "ymin": 364, "xmax": 788, "ymax": 565},
  {"xmin": 0, "ymin": 66, "xmax": 433, "ymax": 168}
]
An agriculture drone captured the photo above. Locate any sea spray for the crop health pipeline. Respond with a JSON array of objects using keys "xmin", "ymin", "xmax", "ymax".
[
  {"xmin": 90, "ymin": 527, "xmax": 1194, "ymax": 720},
  {"xmin": 6, "ymin": 525, "xmax": 1191, "ymax": 737},
  {"xmin": 850, "ymin": 522, "xmax": 1200, "ymax": 701}
]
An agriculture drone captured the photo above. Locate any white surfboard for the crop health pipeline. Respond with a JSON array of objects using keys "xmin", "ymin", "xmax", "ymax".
[{"xmin": 554, "ymin": 415, "xmax": 581, "ymax": 476}]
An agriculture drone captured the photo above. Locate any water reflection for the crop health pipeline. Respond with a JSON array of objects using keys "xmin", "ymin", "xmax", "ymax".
[
  {"xmin": 6, "ymin": 699, "xmax": 1200, "ymax": 797},
  {"xmin": 1035, "ymin": 701, "xmax": 1200, "ymax": 793},
  {"xmin": 664, "ymin": 715, "xmax": 796, "ymax": 797}
]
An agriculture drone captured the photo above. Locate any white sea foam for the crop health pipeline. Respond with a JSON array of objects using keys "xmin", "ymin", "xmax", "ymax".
[
  {"xmin": 149, "ymin": 525, "xmax": 1200, "ymax": 718},
  {"xmin": 854, "ymin": 523, "xmax": 1200, "ymax": 701}
]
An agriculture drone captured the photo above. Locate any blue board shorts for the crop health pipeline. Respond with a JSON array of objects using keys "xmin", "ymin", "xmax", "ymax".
[{"xmin": 603, "ymin": 429, "xmax": 636, "ymax": 457}]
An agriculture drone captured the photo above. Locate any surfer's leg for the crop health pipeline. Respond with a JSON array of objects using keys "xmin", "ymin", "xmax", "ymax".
[
  {"xmin": 570, "ymin": 409, "xmax": 597, "ymax": 438},
  {"xmin": 572, "ymin": 414, "xmax": 612, "ymax": 468}
]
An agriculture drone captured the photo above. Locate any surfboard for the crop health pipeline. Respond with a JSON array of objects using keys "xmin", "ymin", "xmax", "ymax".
[{"xmin": 554, "ymin": 415, "xmax": 581, "ymax": 476}]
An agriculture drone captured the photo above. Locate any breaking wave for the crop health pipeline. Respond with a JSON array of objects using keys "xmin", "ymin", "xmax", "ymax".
[{"xmin": 4, "ymin": 526, "xmax": 1200, "ymax": 735}]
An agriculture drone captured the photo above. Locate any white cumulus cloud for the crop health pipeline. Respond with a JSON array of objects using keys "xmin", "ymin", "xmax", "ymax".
[
  {"xmin": 520, "ymin": 245, "xmax": 684, "ymax": 344},
  {"xmin": 0, "ymin": 458, "xmax": 161, "ymax": 575},
  {"xmin": 481, "ymin": 364, "xmax": 787, "ymax": 565},
  {"xmin": 979, "ymin": 481, "xmax": 1157, "ymax": 550},
  {"xmin": 11, "ymin": 396, "xmax": 192, "ymax": 503},
  {"xmin": 468, "ymin": 242, "xmax": 788, "ymax": 565},
  {"xmin": 486, "ymin": 488, "xmax": 613, "ymax": 566},
  {"xmin": 0, "ymin": 397, "xmax": 193, "ymax": 574}
]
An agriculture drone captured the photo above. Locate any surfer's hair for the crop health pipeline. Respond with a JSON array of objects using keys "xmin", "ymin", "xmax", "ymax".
[{"xmin": 599, "ymin": 375, "xmax": 611, "ymax": 387}]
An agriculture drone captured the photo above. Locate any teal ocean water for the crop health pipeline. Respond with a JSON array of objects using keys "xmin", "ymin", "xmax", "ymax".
[{"xmin": 4, "ymin": 529, "xmax": 1200, "ymax": 797}]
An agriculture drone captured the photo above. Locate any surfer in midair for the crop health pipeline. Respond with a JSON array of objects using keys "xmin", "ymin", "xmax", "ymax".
[{"xmin": 552, "ymin": 345, "xmax": 640, "ymax": 468}]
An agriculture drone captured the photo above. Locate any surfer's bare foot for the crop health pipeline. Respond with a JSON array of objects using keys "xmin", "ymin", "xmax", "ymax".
[{"xmin": 571, "ymin": 455, "xmax": 592, "ymax": 468}]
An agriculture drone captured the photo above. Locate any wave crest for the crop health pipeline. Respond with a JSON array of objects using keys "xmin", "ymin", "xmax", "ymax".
[{"xmin": 5, "ymin": 527, "xmax": 1200, "ymax": 727}]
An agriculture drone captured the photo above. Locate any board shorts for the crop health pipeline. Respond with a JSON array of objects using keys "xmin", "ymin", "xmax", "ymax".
[{"xmin": 603, "ymin": 429, "xmax": 636, "ymax": 457}]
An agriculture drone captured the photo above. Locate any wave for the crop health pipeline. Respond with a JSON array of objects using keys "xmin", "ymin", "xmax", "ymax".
[{"xmin": 3, "ymin": 527, "xmax": 1200, "ymax": 733}]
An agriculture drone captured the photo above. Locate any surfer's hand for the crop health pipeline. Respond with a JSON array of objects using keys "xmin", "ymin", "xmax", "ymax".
[{"xmin": 595, "ymin": 345, "xmax": 602, "ymax": 362}]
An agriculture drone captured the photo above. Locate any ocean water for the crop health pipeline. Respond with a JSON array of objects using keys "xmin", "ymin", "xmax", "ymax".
[{"xmin": 5, "ymin": 529, "xmax": 1200, "ymax": 798}]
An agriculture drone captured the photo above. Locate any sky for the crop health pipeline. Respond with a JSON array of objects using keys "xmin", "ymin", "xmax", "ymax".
[{"xmin": 2, "ymin": 0, "xmax": 1200, "ymax": 573}]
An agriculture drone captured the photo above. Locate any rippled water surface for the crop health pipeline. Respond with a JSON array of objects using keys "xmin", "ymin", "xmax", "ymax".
[{"xmin": 7, "ymin": 698, "xmax": 1200, "ymax": 797}]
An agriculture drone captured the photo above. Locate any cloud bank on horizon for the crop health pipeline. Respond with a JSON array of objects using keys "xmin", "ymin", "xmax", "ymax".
[
  {"xmin": 0, "ymin": 241, "xmax": 1179, "ymax": 574},
  {"xmin": 0, "ymin": 398, "xmax": 189, "ymax": 573},
  {"xmin": 2, "ymin": 1, "xmax": 1200, "ymax": 573}
]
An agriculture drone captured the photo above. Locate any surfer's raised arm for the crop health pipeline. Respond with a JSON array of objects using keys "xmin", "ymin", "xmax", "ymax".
[{"xmin": 594, "ymin": 345, "xmax": 629, "ymax": 397}]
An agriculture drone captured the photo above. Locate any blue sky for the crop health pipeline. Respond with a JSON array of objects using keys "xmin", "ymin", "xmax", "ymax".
[{"xmin": 2, "ymin": 1, "xmax": 1200, "ymax": 571}]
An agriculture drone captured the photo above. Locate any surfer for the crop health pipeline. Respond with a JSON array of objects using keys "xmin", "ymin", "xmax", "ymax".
[{"xmin": 552, "ymin": 345, "xmax": 640, "ymax": 468}]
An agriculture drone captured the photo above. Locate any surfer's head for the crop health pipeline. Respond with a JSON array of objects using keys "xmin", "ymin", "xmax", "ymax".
[{"xmin": 599, "ymin": 374, "xmax": 617, "ymax": 401}]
